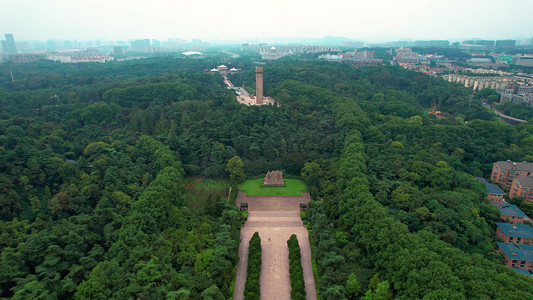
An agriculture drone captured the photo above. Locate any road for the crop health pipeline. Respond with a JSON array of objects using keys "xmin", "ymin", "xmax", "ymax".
[{"xmin": 481, "ymin": 101, "xmax": 527, "ymax": 124}]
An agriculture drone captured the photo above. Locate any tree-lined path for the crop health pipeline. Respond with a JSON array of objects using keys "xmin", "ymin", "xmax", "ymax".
[{"xmin": 234, "ymin": 191, "xmax": 317, "ymax": 300}]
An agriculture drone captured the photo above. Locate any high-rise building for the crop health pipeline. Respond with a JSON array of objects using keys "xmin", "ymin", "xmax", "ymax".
[
  {"xmin": 1, "ymin": 40, "xmax": 8, "ymax": 53},
  {"xmin": 483, "ymin": 40, "xmax": 495, "ymax": 48},
  {"xmin": 495, "ymin": 40, "xmax": 516, "ymax": 49},
  {"xmin": 131, "ymin": 39, "xmax": 150, "ymax": 52},
  {"xmin": 460, "ymin": 39, "xmax": 498, "ymax": 50},
  {"xmin": 46, "ymin": 40, "xmax": 56, "ymax": 51},
  {"xmin": 5, "ymin": 34, "xmax": 17, "ymax": 53},
  {"xmin": 113, "ymin": 46, "xmax": 124, "ymax": 56},
  {"xmin": 414, "ymin": 40, "xmax": 450, "ymax": 48},
  {"xmin": 343, "ymin": 41, "xmax": 364, "ymax": 48},
  {"xmin": 64, "ymin": 40, "xmax": 73, "ymax": 49}
]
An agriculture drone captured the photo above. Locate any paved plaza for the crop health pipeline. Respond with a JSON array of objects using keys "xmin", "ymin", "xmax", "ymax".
[
  {"xmin": 234, "ymin": 192, "xmax": 317, "ymax": 300},
  {"xmin": 222, "ymin": 74, "xmax": 277, "ymax": 106}
]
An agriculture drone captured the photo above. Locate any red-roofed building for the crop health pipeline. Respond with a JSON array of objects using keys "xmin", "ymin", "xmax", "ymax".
[
  {"xmin": 510, "ymin": 176, "xmax": 533, "ymax": 203},
  {"xmin": 491, "ymin": 161, "xmax": 533, "ymax": 190}
]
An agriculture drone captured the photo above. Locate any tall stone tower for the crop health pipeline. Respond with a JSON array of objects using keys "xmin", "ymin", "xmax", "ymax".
[{"xmin": 255, "ymin": 66, "xmax": 264, "ymax": 105}]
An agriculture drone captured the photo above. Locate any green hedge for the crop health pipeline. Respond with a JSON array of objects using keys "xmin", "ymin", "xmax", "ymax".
[
  {"xmin": 287, "ymin": 234, "xmax": 306, "ymax": 300},
  {"xmin": 244, "ymin": 232, "xmax": 262, "ymax": 299}
]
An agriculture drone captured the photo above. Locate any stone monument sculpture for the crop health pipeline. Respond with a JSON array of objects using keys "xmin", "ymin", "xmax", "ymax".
[
  {"xmin": 263, "ymin": 170, "xmax": 285, "ymax": 186},
  {"xmin": 255, "ymin": 66, "xmax": 263, "ymax": 105}
]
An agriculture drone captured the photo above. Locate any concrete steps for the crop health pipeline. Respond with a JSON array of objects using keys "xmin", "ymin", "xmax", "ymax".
[
  {"xmin": 248, "ymin": 211, "xmax": 301, "ymax": 218},
  {"xmin": 245, "ymin": 211, "xmax": 303, "ymax": 228},
  {"xmin": 245, "ymin": 221, "xmax": 303, "ymax": 228}
]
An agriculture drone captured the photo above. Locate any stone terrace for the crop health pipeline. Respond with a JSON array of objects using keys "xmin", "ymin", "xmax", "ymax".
[{"xmin": 234, "ymin": 191, "xmax": 317, "ymax": 300}]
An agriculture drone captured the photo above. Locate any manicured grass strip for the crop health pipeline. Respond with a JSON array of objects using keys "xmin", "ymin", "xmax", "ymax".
[
  {"xmin": 238, "ymin": 178, "xmax": 307, "ymax": 196},
  {"xmin": 287, "ymin": 234, "xmax": 306, "ymax": 300},
  {"xmin": 244, "ymin": 232, "xmax": 261, "ymax": 300}
]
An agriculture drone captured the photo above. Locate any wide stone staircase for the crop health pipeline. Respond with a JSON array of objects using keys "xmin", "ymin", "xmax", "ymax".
[
  {"xmin": 233, "ymin": 193, "xmax": 317, "ymax": 300},
  {"xmin": 245, "ymin": 211, "xmax": 303, "ymax": 228}
]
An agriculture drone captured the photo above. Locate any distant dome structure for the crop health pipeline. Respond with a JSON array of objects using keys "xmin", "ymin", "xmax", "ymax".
[
  {"xmin": 270, "ymin": 46, "xmax": 277, "ymax": 52},
  {"xmin": 182, "ymin": 51, "xmax": 203, "ymax": 56}
]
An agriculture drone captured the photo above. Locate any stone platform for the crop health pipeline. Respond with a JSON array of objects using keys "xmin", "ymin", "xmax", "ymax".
[{"xmin": 233, "ymin": 191, "xmax": 316, "ymax": 300}]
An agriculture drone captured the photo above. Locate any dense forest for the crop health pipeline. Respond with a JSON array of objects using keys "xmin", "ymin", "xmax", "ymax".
[{"xmin": 1, "ymin": 56, "xmax": 532, "ymax": 299}]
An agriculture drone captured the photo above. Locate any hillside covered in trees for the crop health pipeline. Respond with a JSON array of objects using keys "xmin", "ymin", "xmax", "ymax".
[{"xmin": 0, "ymin": 57, "xmax": 532, "ymax": 299}]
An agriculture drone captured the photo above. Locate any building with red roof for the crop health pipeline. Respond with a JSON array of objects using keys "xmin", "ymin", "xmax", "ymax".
[
  {"xmin": 510, "ymin": 176, "xmax": 533, "ymax": 203},
  {"xmin": 491, "ymin": 161, "xmax": 533, "ymax": 190}
]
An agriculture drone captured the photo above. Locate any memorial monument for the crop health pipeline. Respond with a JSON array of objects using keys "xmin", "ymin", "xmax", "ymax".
[
  {"xmin": 255, "ymin": 66, "xmax": 264, "ymax": 105},
  {"xmin": 263, "ymin": 170, "xmax": 285, "ymax": 186}
]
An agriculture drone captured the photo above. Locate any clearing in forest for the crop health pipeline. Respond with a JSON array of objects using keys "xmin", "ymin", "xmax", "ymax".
[{"xmin": 238, "ymin": 178, "xmax": 307, "ymax": 196}]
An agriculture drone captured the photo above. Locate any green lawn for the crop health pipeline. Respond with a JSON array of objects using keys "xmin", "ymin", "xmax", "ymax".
[{"xmin": 238, "ymin": 178, "xmax": 307, "ymax": 196}]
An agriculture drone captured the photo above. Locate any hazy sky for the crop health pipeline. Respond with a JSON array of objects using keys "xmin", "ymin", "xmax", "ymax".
[{"xmin": 1, "ymin": 0, "xmax": 532, "ymax": 42}]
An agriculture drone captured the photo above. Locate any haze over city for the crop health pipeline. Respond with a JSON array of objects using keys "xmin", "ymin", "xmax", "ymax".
[
  {"xmin": 1, "ymin": 0, "xmax": 532, "ymax": 42},
  {"xmin": 3, "ymin": 0, "xmax": 533, "ymax": 298}
]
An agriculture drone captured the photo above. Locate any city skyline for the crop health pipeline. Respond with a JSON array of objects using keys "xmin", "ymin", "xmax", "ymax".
[{"xmin": 1, "ymin": 0, "xmax": 532, "ymax": 43}]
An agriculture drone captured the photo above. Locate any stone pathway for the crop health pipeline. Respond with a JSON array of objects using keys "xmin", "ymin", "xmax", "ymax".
[{"xmin": 234, "ymin": 192, "xmax": 317, "ymax": 300}]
